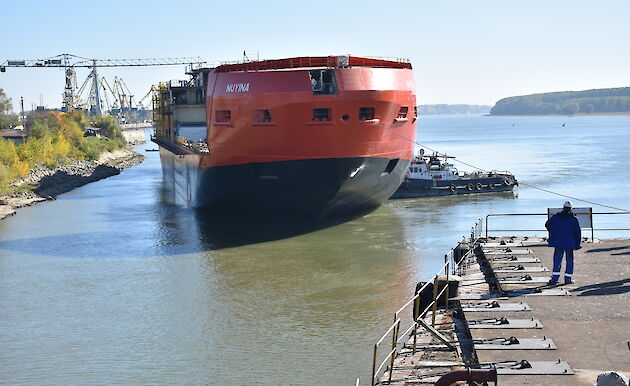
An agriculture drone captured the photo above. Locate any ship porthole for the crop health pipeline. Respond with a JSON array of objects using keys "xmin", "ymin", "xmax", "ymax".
[{"xmin": 341, "ymin": 114, "xmax": 350, "ymax": 121}]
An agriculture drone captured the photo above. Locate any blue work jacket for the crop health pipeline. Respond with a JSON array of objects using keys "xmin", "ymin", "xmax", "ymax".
[{"xmin": 545, "ymin": 210, "xmax": 581, "ymax": 250}]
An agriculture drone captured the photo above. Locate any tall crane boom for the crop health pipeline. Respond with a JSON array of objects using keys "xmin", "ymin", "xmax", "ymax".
[
  {"xmin": 0, "ymin": 53, "xmax": 205, "ymax": 69},
  {"xmin": 0, "ymin": 53, "xmax": 206, "ymax": 114}
]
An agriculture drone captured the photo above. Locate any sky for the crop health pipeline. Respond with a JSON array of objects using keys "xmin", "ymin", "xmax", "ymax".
[{"xmin": 1, "ymin": 0, "xmax": 629, "ymax": 110}]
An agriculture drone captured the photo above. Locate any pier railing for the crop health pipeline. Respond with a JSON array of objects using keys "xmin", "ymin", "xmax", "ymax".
[
  {"xmin": 484, "ymin": 211, "xmax": 630, "ymax": 240},
  {"xmin": 369, "ymin": 218, "xmax": 482, "ymax": 386}
]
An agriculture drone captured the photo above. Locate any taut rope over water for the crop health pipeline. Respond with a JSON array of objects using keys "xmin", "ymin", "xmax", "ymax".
[{"xmin": 372, "ymin": 122, "xmax": 630, "ymax": 212}]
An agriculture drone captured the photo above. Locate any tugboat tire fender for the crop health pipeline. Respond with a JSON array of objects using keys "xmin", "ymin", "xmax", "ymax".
[
  {"xmin": 450, "ymin": 184, "xmax": 456, "ymax": 192},
  {"xmin": 503, "ymin": 179, "xmax": 511, "ymax": 186},
  {"xmin": 425, "ymin": 184, "xmax": 432, "ymax": 190},
  {"xmin": 467, "ymin": 183, "xmax": 473, "ymax": 191},
  {"xmin": 476, "ymin": 183, "xmax": 482, "ymax": 190},
  {"xmin": 489, "ymin": 183, "xmax": 495, "ymax": 189}
]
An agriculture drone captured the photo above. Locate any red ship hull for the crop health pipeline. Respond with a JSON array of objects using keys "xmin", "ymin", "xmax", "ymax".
[{"xmin": 154, "ymin": 56, "xmax": 416, "ymax": 216}]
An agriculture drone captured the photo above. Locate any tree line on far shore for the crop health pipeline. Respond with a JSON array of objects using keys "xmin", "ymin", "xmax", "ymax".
[
  {"xmin": 490, "ymin": 87, "xmax": 630, "ymax": 115},
  {"xmin": 419, "ymin": 104, "xmax": 491, "ymax": 115}
]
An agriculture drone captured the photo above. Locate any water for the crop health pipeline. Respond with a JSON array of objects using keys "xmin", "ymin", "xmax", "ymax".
[{"xmin": 1, "ymin": 115, "xmax": 629, "ymax": 385}]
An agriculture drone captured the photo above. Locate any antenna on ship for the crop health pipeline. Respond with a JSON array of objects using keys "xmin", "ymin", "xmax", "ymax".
[{"xmin": 243, "ymin": 51, "xmax": 250, "ymax": 62}]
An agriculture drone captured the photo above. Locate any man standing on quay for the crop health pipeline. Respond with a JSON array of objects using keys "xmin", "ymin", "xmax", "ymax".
[{"xmin": 545, "ymin": 201, "xmax": 582, "ymax": 285}]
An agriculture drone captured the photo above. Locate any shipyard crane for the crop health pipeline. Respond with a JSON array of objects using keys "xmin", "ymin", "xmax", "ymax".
[{"xmin": 0, "ymin": 53, "xmax": 205, "ymax": 115}]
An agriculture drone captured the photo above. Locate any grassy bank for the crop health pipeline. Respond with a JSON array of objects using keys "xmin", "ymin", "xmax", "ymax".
[{"xmin": 0, "ymin": 111, "xmax": 125, "ymax": 194}]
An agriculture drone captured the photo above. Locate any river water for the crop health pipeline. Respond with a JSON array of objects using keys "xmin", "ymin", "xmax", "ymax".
[{"xmin": 1, "ymin": 115, "xmax": 629, "ymax": 385}]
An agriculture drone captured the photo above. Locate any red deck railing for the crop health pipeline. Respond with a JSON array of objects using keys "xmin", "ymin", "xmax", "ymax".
[{"xmin": 214, "ymin": 56, "xmax": 412, "ymax": 72}]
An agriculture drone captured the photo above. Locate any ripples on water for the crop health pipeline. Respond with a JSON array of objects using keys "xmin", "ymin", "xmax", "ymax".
[{"xmin": 1, "ymin": 115, "xmax": 629, "ymax": 384}]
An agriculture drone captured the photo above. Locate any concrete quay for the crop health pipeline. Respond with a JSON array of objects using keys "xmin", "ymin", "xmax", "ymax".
[
  {"xmin": 378, "ymin": 237, "xmax": 629, "ymax": 385},
  {"xmin": 466, "ymin": 237, "xmax": 630, "ymax": 385}
]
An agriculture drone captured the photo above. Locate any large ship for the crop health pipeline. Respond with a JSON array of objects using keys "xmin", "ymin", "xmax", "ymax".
[{"xmin": 152, "ymin": 55, "xmax": 416, "ymax": 216}]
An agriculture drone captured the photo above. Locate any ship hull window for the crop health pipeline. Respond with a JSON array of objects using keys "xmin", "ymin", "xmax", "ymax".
[
  {"xmin": 310, "ymin": 70, "xmax": 337, "ymax": 95},
  {"xmin": 359, "ymin": 107, "xmax": 375, "ymax": 121},
  {"xmin": 253, "ymin": 109, "xmax": 273, "ymax": 123},
  {"xmin": 215, "ymin": 110, "xmax": 231, "ymax": 125},
  {"xmin": 313, "ymin": 108, "xmax": 331, "ymax": 122}
]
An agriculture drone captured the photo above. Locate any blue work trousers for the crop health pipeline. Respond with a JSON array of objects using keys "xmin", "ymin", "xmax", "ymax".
[{"xmin": 551, "ymin": 248, "xmax": 574, "ymax": 282}]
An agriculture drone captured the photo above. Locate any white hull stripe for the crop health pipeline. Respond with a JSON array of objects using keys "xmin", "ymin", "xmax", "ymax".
[
  {"xmin": 564, "ymin": 273, "xmax": 573, "ymax": 277},
  {"xmin": 552, "ymin": 272, "xmax": 561, "ymax": 275}
]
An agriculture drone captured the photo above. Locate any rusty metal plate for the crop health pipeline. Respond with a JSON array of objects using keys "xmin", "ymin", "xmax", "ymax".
[
  {"xmin": 498, "ymin": 275, "xmax": 549, "ymax": 284},
  {"xmin": 461, "ymin": 301, "xmax": 531, "ymax": 312},
  {"xmin": 474, "ymin": 336, "xmax": 556, "ymax": 350},
  {"xmin": 494, "ymin": 265, "xmax": 549, "ymax": 273},
  {"xmin": 503, "ymin": 287, "xmax": 570, "ymax": 297},
  {"xmin": 489, "ymin": 256, "xmax": 541, "ymax": 264},
  {"xmin": 479, "ymin": 360, "xmax": 574, "ymax": 375},
  {"xmin": 482, "ymin": 242, "xmax": 526, "ymax": 248},
  {"xmin": 484, "ymin": 248, "xmax": 532, "ymax": 255},
  {"xmin": 467, "ymin": 318, "xmax": 543, "ymax": 329},
  {"xmin": 455, "ymin": 293, "xmax": 501, "ymax": 300}
]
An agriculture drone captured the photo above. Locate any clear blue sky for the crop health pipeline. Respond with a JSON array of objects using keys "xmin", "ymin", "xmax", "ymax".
[{"xmin": 1, "ymin": 0, "xmax": 629, "ymax": 110}]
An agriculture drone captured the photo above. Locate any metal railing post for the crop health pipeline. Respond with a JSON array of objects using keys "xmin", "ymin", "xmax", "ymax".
[
  {"xmin": 412, "ymin": 323, "xmax": 418, "ymax": 355},
  {"xmin": 371, "ymin": 344, "xmax": 377, "ymax": 386},
  {"xmin": 485, "ymin": 215, "xmax": 489, "ymax": 239},
  {"xmin": 389, "ymin": 320, "xmax": 399, "ymax": 384},
  {"xmin": 413, "ymin": 292, "xmax": 420, "ymax": 354},
  {"xmin": 431, "ymin": 275, "xmax": 439, "ymax": 326},
  {"xmin": 445, "ymin": 261, "xmax": 450, "ymax": 312}
]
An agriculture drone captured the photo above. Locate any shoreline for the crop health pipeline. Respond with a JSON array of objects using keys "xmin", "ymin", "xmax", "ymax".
[
  {"xmin": 0, "ymin": 148, "xmax": 146, "ymax": 220},
  {"xmin": 487, "ymin": 112, "xmax": 630, "ymax": 117}
]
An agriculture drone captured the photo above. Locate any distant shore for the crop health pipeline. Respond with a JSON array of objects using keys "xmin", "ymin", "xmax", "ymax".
[
  {"xmin": 488, "ymin": 112, "xmax": 630, "ymax": 117},
  {"xmin": 0, "ymin": 148, "xmax": 145, "ymax": 220}
]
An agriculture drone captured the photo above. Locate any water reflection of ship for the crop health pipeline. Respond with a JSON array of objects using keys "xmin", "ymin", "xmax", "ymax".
[
  {"xmin": 185, "ymin": 205, "xmax": 416, "ymax": 384},
  {"xmin": 150, "ymin": 181, "xmax": 432, "ymax": 384}
]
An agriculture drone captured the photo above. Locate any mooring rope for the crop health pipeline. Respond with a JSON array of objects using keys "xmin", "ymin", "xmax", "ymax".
[{"xmin": 373, "ymin": 121, "xmax": 630, "ymax": 212}]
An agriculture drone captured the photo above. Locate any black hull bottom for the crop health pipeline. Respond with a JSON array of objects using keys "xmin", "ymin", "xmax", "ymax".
[
  {"xmin": 159, "ymin": 149, "xmax": 409, "ymax": 217},
  {"xmin": 391, "ymin": 175, "xmax": 517, "ymax": 199}
]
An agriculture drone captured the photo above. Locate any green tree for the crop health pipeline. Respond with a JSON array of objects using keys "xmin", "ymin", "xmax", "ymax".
[{"xmin": 93, "ymin": 114, "xmax": 124, "ymax": 140}]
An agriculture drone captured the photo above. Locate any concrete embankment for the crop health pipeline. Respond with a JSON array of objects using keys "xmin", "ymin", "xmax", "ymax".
[
  {"xmin": 0, "ymin": 148, "xmax": 145, "ymax": 220},
  {"xmin": 122, "ymin": 128, "xmax": 147, "ymax": 146}
]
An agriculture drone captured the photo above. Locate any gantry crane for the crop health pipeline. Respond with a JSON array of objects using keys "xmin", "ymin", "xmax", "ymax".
[{"xmin": 0, "ymin": 53, "xmax": 205, "ymax": 115}]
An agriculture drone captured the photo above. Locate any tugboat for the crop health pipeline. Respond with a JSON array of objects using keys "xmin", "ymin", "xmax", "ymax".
[{"xmin": 391, "ymin": 151, "xmax": 517, "ymax": 198}]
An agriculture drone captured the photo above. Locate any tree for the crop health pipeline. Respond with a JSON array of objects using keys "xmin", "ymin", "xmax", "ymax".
[
  {"xmin": 93, "ymin": 115, "xmax": 124, "ymax": 140},
  {"xmin": 584, "ymin": 104, "xmax": 595, "ymax": 114},
  {"xmin": 0, "ymin": 88, "xmax": 19, "ymax": 130},
  {"xmin": 0, "ymin": 88, "xmax": 12, "ymax": 115}
]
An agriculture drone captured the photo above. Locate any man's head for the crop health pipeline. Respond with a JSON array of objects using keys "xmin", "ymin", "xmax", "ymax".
[{"xmin": 563, "ymin": 200, "xmax": 573, "ymax": 209}]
